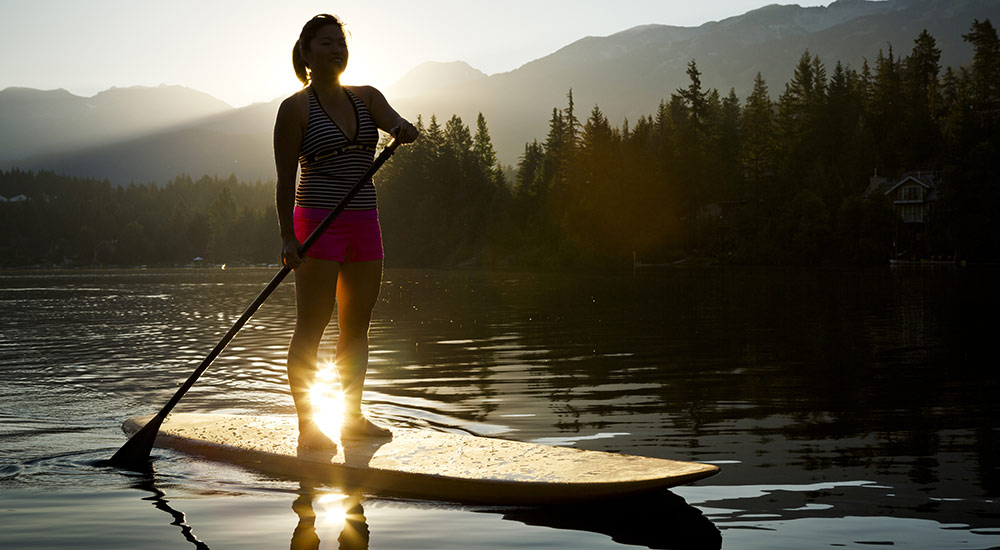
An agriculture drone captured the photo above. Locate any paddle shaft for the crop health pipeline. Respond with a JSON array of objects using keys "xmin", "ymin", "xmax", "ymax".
[{"xmin": 110, "ymin": 139, "xmax": 400, "ymax": 467}]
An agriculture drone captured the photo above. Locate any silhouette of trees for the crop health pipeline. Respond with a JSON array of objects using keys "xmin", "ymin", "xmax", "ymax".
[
  {"xmin": 377, "ymin": 112, "xmax": 510, "ymax": 266},
  {"xmin": 0, "ymin": 169, "xmax": 276, "ymax": 266},
  {"xmin": 488, "ymin": 19, "xmax": 999, "ymax": 265},
  {"xmin": 3, "ymin": 20, "xmax": 998, "ymax": 267}
]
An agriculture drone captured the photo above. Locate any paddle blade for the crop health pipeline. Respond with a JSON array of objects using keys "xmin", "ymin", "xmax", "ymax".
[{"xmin": 108, "ymin": 413, "xmax": 165, "ymax": 469}]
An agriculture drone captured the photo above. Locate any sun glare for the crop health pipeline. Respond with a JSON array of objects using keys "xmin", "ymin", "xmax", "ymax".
[
  {"xmin": 340, "ymin": 63, "xmax": 380, "ymax": 89},
  {"xmin": 315, "ymin": 492, "xmax": 349, "ymax": 523},
  {"xmin": 309, "ymin": 363, "xmax": 345, "ymax": 440}
]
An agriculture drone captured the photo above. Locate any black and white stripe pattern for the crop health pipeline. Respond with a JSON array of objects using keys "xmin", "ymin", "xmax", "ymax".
[{"xmin": 296, "ymin": 87, "xmax": 379, "ymax": 210}]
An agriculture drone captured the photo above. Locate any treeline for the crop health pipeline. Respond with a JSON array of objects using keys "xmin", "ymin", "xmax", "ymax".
[
  {"xmin": 380, "ymin": 19, "xmax": 1000, "ymax": 266},
  {"xmin": 0, "ymin": 171, "xmax": 278, "ymax": 266},
  {"xmin": 2, "ymin": 20, "xmax": 998, "ymax": 268}
]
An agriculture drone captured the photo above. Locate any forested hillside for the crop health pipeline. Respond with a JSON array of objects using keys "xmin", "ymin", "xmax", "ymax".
[
  {"xmin": 3, "ymin": 21, "xmax": 998, "ymax": 267},
  {"xmin": 0, "ymin": 171, "xmax": 276, "ymax": 266}
]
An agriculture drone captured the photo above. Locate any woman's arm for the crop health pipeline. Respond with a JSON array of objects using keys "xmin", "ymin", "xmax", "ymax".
[
  {"xmin": 354, "ymin": 85, "xmax": 419, "ymax": 143},
  {"xmin": 274, "ymin": 94, "xmax": 306, "ymax": 268}
]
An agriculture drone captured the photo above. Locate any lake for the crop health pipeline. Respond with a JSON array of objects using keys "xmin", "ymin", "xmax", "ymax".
[{"xmin": 1, "ymin": 266, "xmax": 997, "ymax": 549}]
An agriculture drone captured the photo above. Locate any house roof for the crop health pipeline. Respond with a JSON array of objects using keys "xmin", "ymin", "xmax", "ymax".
[{"xmin": 884, "ymin": 172, "xmax": 937, "ymax": 196}]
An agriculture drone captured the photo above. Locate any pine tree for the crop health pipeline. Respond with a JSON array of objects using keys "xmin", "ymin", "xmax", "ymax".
[
  {"xmin": 777, "ymin": 51, "xmax": 827, "ymax": 188},
  {"xmin": 859, "ymin": 58, "xmax": 874, "ymax": 111},
  {"xmin": 903, "ymin": 29, "xmax": 943, "ymax": 166},
  {"xmin": 563, "ymin": 89, "xmax": 582, "ymax": 150},
  {"xmin": 823, "ymin": 61, "xmax": 870, "ymax": 202},
  {"xmin": 543, "ymin": 102, "xmax": 573, "ymax": 208},
  {"xmin": 906, "ymin": 30, "xmax": 942, "ymax": 109},
  {"xmin": 473, "ymin": 113, "xmax": 498, "ymax": 172},
  {"xmin": 515, "ymin": 140, "xmax": 545, "ymax": 199},
  {"xmin": 742, "ymin": 73, "xmax": 776, "ymax": 191},
  {"xmin": 444, "ymin": 115, "xmax": 473, "ymax": 168},
  {"xmin": 423, "ymin": 115, "xmax": 445, "ymax": 160},
  {"xmin": 963, "ymin": 18, "xmax": 1000, "ymax": 115},
  {"xmin": 716, "ymin": 88, "xmax": 742, "ymax": 200},
  {"xmin": 783, "ymin": 50, "xmax": 824, "ymax": 110},
  {"xmin": 678, "ymin": 60, "xmax": 708, "ymax": 125},
  {"xmin": 572, "ymin": 104, "xmax": 619, "ymax": 252},
  {"xmin": 670, "ymin": 60, "xmax": 712, "ymax": 214},
  {"xmin": 869, "ymin": 45, "xmax": 905, "ymax": 172}
]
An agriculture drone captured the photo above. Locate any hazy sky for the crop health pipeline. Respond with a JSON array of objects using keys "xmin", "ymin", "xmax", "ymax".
[{"xmin": 1, "ymin": 0, "xmax": 831, "ymax": 107}]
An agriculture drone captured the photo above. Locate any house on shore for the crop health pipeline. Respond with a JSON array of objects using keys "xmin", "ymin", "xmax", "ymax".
[{"xmin": 865, "ymin": 171, "xmax": 941, "ymax": 261}]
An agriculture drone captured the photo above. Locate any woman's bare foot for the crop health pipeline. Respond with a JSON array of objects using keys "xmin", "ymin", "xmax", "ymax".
[
  {"xmin": 341, "ymin": 415, "xmax": 391, "ymax": 439},
  {"xmin": 297, "ymin": 421, "xmax": 338, "ymax": 450}
]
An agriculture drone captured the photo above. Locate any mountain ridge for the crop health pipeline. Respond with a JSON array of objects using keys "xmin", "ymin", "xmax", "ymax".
[
  {"xmin": 3, "ymin": 0, "xmax": 998, "ymax": 184},
  {"xmin": 387, "ymin": 61, "xmax": 488, "ymax": 98},
  {"xmin": 0, "ymin": 84, "xmax": 233, "ymax": 162}
]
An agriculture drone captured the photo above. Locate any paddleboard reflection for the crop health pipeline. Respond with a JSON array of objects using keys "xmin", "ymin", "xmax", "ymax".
[
  {"xmin": 489, "ymin": 490, "xmax": 722, "ymax": 550},
  {"xmin": 128, "ymin": 468, "xmax": 718, "ymax": 549},
  {"xmin": 288, "ymin": 484, "xmax": 721, "ymax": 550}
]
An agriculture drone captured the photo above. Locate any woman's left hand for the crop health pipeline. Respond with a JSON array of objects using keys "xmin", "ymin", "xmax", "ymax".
[{"xmin": 390, "ymin": 118, "xmax": 419, "ymax": 144}]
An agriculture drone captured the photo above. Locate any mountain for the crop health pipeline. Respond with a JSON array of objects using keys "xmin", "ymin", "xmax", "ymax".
[
  {"xmin": 0, "ymin": 84, "xmax": 232, "ymax": 162},
  {"xmin": 3, "ymin": 0, "xmax": 998, "ymax": 183},
  {"xmin": 8, "ymin": 98, "xmax": 280, "ymax": 185},
  {"xmin": 386, "ymin": 61, "xmax": 487, "ymax": 98},
  {"xmin": 390, "ymin": 0, "xmax": 999, "ymax": 165}
]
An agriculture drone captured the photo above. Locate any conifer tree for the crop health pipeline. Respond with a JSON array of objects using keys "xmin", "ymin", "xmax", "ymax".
[
  {"xmin": 903, "ymin": 30, "xmax": 943, "ymax": 166},
  {"xmin": 777, "ymin": 51, "xmax": 828, "ymax": 185},
  {"xmin": 858, "ymin": 58, "xmax": 874, "ymax": 111},
  {"xmin": 444, "ymin": 115, "xmax": 473, "ymax": 169},
  {"xmin": 423, "ymin": 115, "xmax": 445, "ymax": 160},
  {"xmin": 678, "ymin": 60, "xmax": 708, "ymax": 125},
  {"xmin": 715, "ymin": 88, "xmax": 742, "ymax": 200},
  {"xmin": 542, "ymin": 104, "xmax": 571, "ymax": 210},
  {"xmin": 473, "ymin": 112, "xmax": 504, "ymax": 186},
  {"xmin": 869, "ymin": 45, "xmax": 905, "ymax": 171},
  {"xmin": 906, "ymin": 29, "xmax": 942, "ymax": 110},
  {"xmin": 569, "ymin": 104, "xmax": 619, "ymax": 251},
  {"xmin": 963, "ymin": 18, "xmax": 1000, "ymax": 115},
  {"xmin": 516, "ymin": 140, "xmax": 545, "ymax": 199},
  {"xmin": 741, "ymin": 73, "xmax": 776, "ymax": 192},
  {"xmin": 543, "ymin": 106, "xmax": 566, "ymax": 180},
  {"xmin": 563, "ymin": 89, "xmax": 582, "ymax": 150},
  {"xmin": 473, "ymin": 113, "xmax": 498, "ymax": 171}
]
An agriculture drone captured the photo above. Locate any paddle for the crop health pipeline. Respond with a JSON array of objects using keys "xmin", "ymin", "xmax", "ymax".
[{"xmin": 109, "ymin": 138, "xmax": 402, "ymax": 468}]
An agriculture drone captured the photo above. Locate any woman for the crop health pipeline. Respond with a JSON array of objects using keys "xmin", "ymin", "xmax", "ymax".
[{"xmin": 274, "ymin": 14, "xmax": 418, "ymax": 448}]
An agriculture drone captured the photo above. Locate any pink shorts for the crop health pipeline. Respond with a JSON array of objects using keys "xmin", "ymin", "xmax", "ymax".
[{"xmin": 293, "ymin": 206, "xmax": 384, "ymax": 263}]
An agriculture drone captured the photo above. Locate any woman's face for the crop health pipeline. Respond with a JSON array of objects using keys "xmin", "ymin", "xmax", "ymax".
[{"xmin": 306, "ymin": 25, "xmax": 349, "ymax": 77}]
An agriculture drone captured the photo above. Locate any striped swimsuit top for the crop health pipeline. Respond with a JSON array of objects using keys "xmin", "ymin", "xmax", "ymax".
[{"xmin": 296, "ymin": 86, "xmax": 380, "ymax": 211}]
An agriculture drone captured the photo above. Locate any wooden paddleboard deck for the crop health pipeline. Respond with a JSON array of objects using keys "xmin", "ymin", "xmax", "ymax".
[{"xmin": 123, "ymin": 413, "xmax": 719, "ymax": 504}]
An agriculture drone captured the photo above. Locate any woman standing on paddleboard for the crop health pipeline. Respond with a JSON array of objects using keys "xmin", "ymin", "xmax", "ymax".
[{"xmin": 274, "ymin": 14, "xmax": 418, "ymax": 448}]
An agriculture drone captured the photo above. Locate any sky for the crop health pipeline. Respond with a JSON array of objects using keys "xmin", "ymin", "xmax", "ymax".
[{"xmin": 1, "ymin": 0, "xmax": 831, "ymax": 108}]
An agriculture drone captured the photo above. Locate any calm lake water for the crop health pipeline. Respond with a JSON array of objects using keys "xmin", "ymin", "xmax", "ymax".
[{"xmin": 1, "ymin": 266, "xmax": 997, "ymax": 549}]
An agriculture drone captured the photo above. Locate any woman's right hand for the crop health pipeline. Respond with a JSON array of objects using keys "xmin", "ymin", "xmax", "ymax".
[{"xmin": 281, "ymin": 235, "xmax": 304, "ymax": 270}]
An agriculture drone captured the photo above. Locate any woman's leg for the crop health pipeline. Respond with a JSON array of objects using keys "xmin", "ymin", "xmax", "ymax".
[
  {"xmin": 335, "ymin": 258, "xmax": 389, "ymax": 437},
  {"xmin": 288, "ymin": 257, "xmax": 340, "ymax": 447}
]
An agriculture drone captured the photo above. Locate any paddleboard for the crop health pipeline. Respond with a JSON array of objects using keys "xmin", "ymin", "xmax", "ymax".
[{"xmin": 122, "ymin": 413, "xmax": 719, "ymax": 504}]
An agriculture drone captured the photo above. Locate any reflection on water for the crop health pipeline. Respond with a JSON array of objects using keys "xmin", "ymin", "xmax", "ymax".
[
  {"xmin": 129, "ymin": 477, "xmax": 719, "ymax": 550},
  {"xmin": 132, "ymin": 471, "xmax": 210, "ymax": 550},
  {"xmin": 1, "ymin": 266, "xmax": 998, "ymax": 549},
  {"xmin": 291, "ymin": 484, "xmax": 369, "ymax": 550},
  {"xmin": 494, "ymin": 491, "xmax": 721, "ymax": 549}
]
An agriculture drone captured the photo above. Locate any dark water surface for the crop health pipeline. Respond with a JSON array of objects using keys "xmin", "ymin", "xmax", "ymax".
[{"xmin": 1, "ymin": 266, "xmax": 997, "ymax": 549}]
